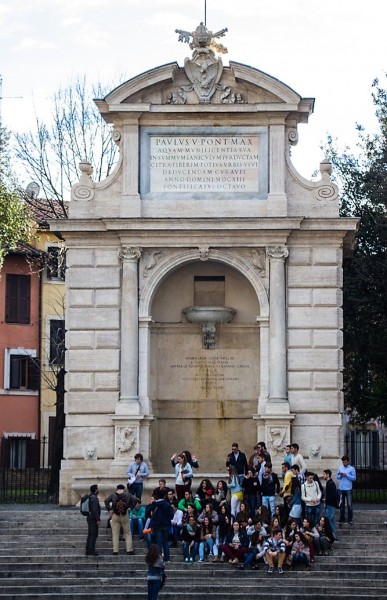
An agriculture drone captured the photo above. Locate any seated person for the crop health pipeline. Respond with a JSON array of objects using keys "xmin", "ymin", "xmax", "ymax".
[
  {"xmin": 152, "ymin": 478, "xmax": 172, "ymax": 500},
  {"xmin": 239, "ymin": 531, "xmax": 266, "ymax": 570},
  {"xmin": 197, "ymin": 502, "xmax": 219, "ymax": 525},
  {"xmin": 170, "ymin": 501, "xmax": 184, "ymax": 547},
  {"xmin": 198, "ymin": 516, "xmax": 218, "ymax": 562},
  {"xmin": 181, "ymin": 516, "xmax": 200, "ymax": 562},
  {"xmin": 316, "ymin": 516, "xmax": 334, "ymax": 555},
  {"xmin": 165, "ymin": 489, "xmax": 177, "ymax": 505},
  {"xmin": 214, "ymin": 505, "xmax": 233, "ymax": 562},
  {"xmin": 178, "ymin": 489, "xmax": 202, "ymax": 513},
  {"xmin": 290, "ymin": 531, "xmax": 311, "ymax": 570},
  {"xmin": 182, "ymin": 503, "xmax": 198, "ymax": 525},
  {"xmin": 129, "ymin": 499, "xmax": 145, "ymax": 538},
  {"xmin": 220, "ymin": 521, "xmax": 249, "ymax": 564},
  {"xmin": 195, "ymin": 479, "xmax": 215, "ymax": 509},
  {"xmin": 300, "ymin": 517, "xmax": 319, "ymax": 563},
  {"xmin": 245, "ymin": 518, "xmax": 267, "ymax": 539},
  {"xmin": 235, "ymin": 501, "xmax": 251, "ymax": 530},
  {"xmin": 263, "ymin": 529, "xmax": 286, "ymax": 574},
  {"xmin": 213, "ymin": 480, "xmax": 228, "ymax": 511},
  {"xmin": 283, "ymin": 518, "xmax": 299, "ymax": 558}
]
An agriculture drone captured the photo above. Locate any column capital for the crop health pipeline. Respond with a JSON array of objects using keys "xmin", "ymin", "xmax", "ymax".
[
  {"xmin": 266, "ymin": 245, "xmax": 289, "ymax": 261},
  {"xmin": 119, "ymin": 246, "xmax": 142, "ymax": 262}
]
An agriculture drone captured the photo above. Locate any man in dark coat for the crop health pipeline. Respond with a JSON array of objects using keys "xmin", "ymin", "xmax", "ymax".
[
  {"xmin": 86, "ymin": 484, "xmax": 101, "ymax": 556},
  {"xmin": 149, "ymin": 490, "xmax": 174, "ymax": 562},
  {"xmin": 226, "ymin": 442, "xmax": 248, "ymax": 479}
]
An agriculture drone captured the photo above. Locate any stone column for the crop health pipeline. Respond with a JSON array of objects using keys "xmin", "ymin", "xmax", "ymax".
[
  {"xmin": 118, "ymin": 246, "xmax": 141, "ymax": 415},
  {"xmin": 267, "ymin": 245, "xmax": 289, "ymax": 409}
]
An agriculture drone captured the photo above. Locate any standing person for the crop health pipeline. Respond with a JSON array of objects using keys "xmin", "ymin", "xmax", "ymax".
[
  {"xmin": 149, "ymin": 490, "xmax": 174, "ymax": 563},
  {"xmin": 105, "ymin": 484, "xmax": 138, "ymax": 555},
  {"xmin": 301, "ymin": 472, "xmax": 322, "ymax": 527},
  {"xmin": 242, "ymin": 467, "xmax": 260, "ymax": 517},
  {"xmin": 256, "ymin": 441, "xmax": 271, "ymax": 464},
  {"xmin": 280, "ymin": 462, "xmax": 294, "ymax": 519},
  {"xmin": 283, "ymin": 445, "xmax": 293, "ymax": 468},
  {"xmin": 85, "ymin": 484, "xmax": 101, "ymax": 556},
  {"xmin": 290, "ymin": 443, "xmax": 307, "ymax": 474},
  {"xmin": 260, "ymin": 463, "xmax": 280, "ymax": 518},
  {"xmin": 127, "ymin": 453, "xmax": 149, "ymax": 502},
  {"xmin": 145, "ymin": 543, "xmax": 165, "ymax": 600},
  {"xmin": 171, "ymin": 450, "xmax": 199, "ymax": 473},
  {"xmin": 173, "ymin": 453, "xmax": 193, "ymax": 501},
  {"xmin": 322, "ymin": 469, "xmax": 338, "ymax": 539},
  {"xmin": 248, "ymin": 444, "xmax": 261, "ymax": 470},
  {"xmin": 227, "ymin": 465, "xmax": 243, "ymax": 517},
  {"xmin": 337, "ymin": 455, "xmax": 357, "ymax": 525},
  {"xmin": 226, "ymin": 442, "xmax": 248, "ymax": 481}
]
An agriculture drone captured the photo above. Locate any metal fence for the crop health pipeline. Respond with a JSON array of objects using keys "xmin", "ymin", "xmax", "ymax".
[
  {"xmin": 0, "ymin": 436, "xmax": 58, "ymax": 503},
  {"xmin": 344, "ymin": 430, "xmax": 387, "ymax": 503}
]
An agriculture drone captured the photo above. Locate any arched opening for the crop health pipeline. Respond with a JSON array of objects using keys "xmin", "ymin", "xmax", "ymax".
[{"xmin": 148, "ymin": 259, "xmax": 262, "ymax": 472}]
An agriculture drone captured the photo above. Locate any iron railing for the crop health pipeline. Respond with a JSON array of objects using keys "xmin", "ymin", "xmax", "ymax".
[
  {"xmin": 0, "ymin": 435, "xmax": 58, "ymax": 503},
  {"xmin": 344, "ymin": 430, "xmax": 387, "ymax": 503}
]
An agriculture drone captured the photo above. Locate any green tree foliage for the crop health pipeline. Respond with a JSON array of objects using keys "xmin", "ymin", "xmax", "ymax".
[
  {"xmin": 15, "ymin": 76, "xmax": 119, "ymax": 216},
  {"xmin": 325, "ymin": 76, "xmax": 387, "ymax": 424},
  {"xmin": 0, "ymin": 127, "xmax": 34, "ymax": 270}
]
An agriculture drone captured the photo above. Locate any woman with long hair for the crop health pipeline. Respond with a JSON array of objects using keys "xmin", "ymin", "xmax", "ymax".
[
  {"xmin": 214, "ymin": 480, "xmax": 228, "ymax": 510},
  {"xmin": 316, "ymin": 515, "xmax": 334, "ymax": 555},
  {"xmin": 290, "ymin": 532, "xmax": 311, "ymax": 570},
  {"xmin": 214, "ymin": 504, "xmax": 233, "ymax": 562},
  {"xmin": 288, "ymin": 476, "xmax": 302, "ymax": 525},
  {"xmin": 145, "ymin": 544, "xmax": 165, "ymax": 600},
  {"xmin": 173, "ymin": 453, "xmax": 193, "ymax": 501},
  {"xmin": 198, "ymin": 516, "xmax": 218, "ymax": 562},
  {"xmin": 195, "ymin": 479, "xmax": 214, "ymax": 509}
]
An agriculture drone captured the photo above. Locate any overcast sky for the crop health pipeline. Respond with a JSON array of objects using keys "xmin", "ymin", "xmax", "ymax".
[{"xmin": 1, "ymin": 0, "xmax": 386, "ymax": 183}]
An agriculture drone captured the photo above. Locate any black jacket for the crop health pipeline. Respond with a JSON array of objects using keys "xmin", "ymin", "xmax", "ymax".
[
  {"xmin": 324, "ymin": 478, "xmax": 338, "ymax": 507},
  {"xmin": 89, "ymin": 493, "xmax": 101, "ymax": 521},
  {"xmin": 150, "ymin": 499, "xmax": 174, "ymax": 529},
  {"xmin": 226, "ymin": 451, "xmax": 248, "ymax": 475}
]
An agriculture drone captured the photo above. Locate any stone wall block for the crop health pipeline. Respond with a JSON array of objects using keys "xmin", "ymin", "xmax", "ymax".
[
  {"xmin": 68, "ymin": 289, "xmax": 94, "ymax": 307},
  {"xmin": 288, "ymin": 390, "xmax": 341, "ymax": 411},
  {"xmin": 287, "ymin": 248, "xmax": 313, "ymax": 265},
  {"xmin": 313, "ymin": 371, "xmax": 342, "ymax": 389},
  {"xmin": 69, "ymin": 267, "xmax": 120, "ymax": 289},
  {"xmin": 287, "ymin": 266, "xmax": 341, "ymax": 288},
  {"xmin": 288, "ymin": 307, "xmax": 341, "ymax": 328},
  {"xmin": 287, "ymin": 289, "xmax": 312, "ymax": 306},
  {"xmin": 66, "ymin": 372, "xmax": 94, "ymax": 391},
  {"xmin": 96, "ymin": 331, "xmax": 120, "ymax": 348},
  {"xmin": 288, "ymin": 330, "xmax": 312, "ymax": 347},
  {"xmin": 288, "ymin": 348, "xmax": 340, "ymax": 370},
  {"xmin": 67, "ymin": 331, "xmax": 95, "ymax": 349},
  {"xmin": 287, "ymin": 371, "xmax": 312, "ymax": 389},
  {"xmin": 68, "ymin": 308, "xmax": 120, "ymax": 330},
  {"xmin": 95, "ymin": 289, "xmax": 121, "ymax": 307},
  {"xmin": 66, "ymin": 249, "xmax": 94, "ymax": 267},
  {"xmin": 66, "ymin": 391, "xmax": 118, "ymax": 410},
  {"xmin": 312, "ymin": 247, "xmax": 341, "ymax": 265},
  {"xmin": 95, "ymin": 248, "xmax": 120, "ymax": 266},
  {"xmin": 312, "ymin": 329, "xmax": 343, "ymax": 348},
  {"xmin": 67, "ymin": 349, "xmax": 120, "ymax": 372},
  {"xmin": 312, "ymin": 288, "xmax": 342, "ymax": 306},
  {"xmin": 94, "ymin": 372, "xmax": 120, "ymax": 391}
]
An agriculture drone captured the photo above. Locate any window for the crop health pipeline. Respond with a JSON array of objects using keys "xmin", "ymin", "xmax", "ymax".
[
  {"xmin": 4, "ymin": 349, "xmax": 39, "ymax": 391},
  {"xmin": 49, "ymin": 319, "xmax": 65, "ymax": 365},
  {"xmin": 46, "ymin": 246, "xmax": 66, "ymax": 281},
  {"xmin": 5, "ymin": 274, "xmax": 31, "ymax": 323}
]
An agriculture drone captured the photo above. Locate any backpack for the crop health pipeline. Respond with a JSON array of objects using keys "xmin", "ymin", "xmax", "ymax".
[
  {"xmin": 80, "ymin": 494, "xmax": 90, "ymax": 516},
  {"xmin": 114, "ymin": 495, "xmax": 128, "ymax": 516}
]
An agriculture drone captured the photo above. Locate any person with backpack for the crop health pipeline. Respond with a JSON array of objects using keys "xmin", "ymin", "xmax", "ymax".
[
  {"xmin": 85, "ymin": 484, "xmax": 101, "ymax": 556},
  {"xmin": 104, "ymin": 484, "xmax": 138, "ymax": 555}
]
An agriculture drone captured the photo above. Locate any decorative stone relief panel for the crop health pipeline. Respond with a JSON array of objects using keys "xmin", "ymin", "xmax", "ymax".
[{"xmin": 115, "ymin": 426, "xmax": 138, "ymax": 458}]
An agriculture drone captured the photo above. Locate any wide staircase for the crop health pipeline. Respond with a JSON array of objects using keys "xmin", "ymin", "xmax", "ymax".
[{"xmin": 0, "ymin": 506, "xmax": 386, "ymax": 599}]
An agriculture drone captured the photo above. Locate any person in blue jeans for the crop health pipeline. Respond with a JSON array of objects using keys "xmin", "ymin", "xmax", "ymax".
[
  {"xmin": 323, "ymin": 469, "xmax": 338, "ymax": 538},
  {"xmin": 145, "ymin": 544, "xmax": 165, "ymax": 600},
  {"xmin": 337, "ymin": 456, "xmax": 356, "ymax": 525},
  {"xmin": 181, "ymin": 516, "xmax": 200, "ymax": 562},
  {"xmin": 129, "ymin": 499, "xmax": 145, "ymax": 539},
  {"xmin": 149, "ymin": 491, "xmax": 174, "ymax": 563}
]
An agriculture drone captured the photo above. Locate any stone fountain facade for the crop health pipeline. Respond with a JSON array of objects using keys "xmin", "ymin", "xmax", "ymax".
[{"xmin": 52, "ymin": 24, "xmax": 358, "ymax": 504}]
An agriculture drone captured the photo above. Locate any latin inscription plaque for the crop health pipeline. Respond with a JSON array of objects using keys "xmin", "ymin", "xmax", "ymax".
[
  {"xmin": 160, "ymin": 349, "xmax": 259, "ymax": 400},
  {"xmin": 149, "ymin": 134, "xmax": 260, "ymax": 193}
]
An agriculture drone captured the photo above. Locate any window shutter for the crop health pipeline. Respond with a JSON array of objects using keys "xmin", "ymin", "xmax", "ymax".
[
  {"xmin": 28, "ymin": 357, "xmax": 40, "ymax": 391},
  {"xmin": 5, "ymin": 275, "xmax": 31, "ymax": 324}
]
